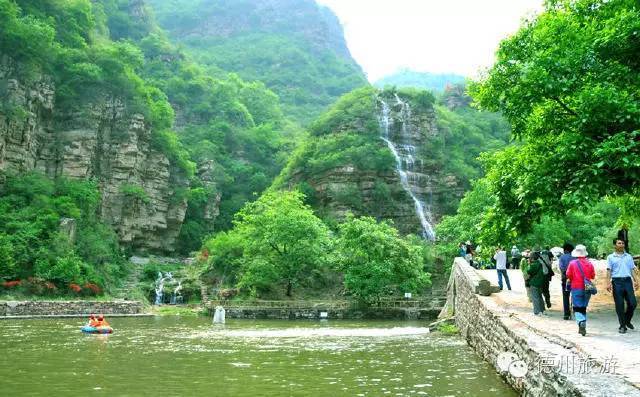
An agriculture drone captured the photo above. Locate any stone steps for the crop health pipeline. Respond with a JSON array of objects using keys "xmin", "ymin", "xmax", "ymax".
[{"xmin": 112, "ymin": 264, "xmax": 145, "ymax": 300}]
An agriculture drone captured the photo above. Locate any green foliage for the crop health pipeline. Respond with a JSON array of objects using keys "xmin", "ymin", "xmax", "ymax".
[
  {"xmin": 0, "ymin": 173, "xmax": 124, "ymax": 292},
  {"xmin": 334, "ymin": 216, "xmax": 430, "ymax": 303},
  {"xmin": 233, "ymin": 190, "xmax": 331, "ymax": 297},
  {"xmin": 0, "ymin": 234, "xmax": 16, "ymax": 281},
  {"xmin": 309, "ymin": 86, "xmax": 378, "ymax": 136},
  {"xmin": 129, "ymin": 22, "xmax": 299, "ymax": 242},
  {"xmin": 435, "ymin": 323, "xmax": 459, "ymax": 335},
  {"xmin": 470, "ymin": 0, "xmax": 640, "ymax": 231},
  {"xmin": 201, "ymin": 230, "xmax": 245, "ymax": 287},
  {"xmin": 436, "ymin": 175, "xmax": 632, "ymax": 260},
  {"xmin": 119, "ymin": 184, "xmax": 150, "ymax": 204}
]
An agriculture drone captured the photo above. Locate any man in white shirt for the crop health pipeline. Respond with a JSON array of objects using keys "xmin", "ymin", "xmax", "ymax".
[
  {"xmin": 494, "ymin": 246, "xmax": 511, "ymax": 290},
  {"xmin": 606, "ymin": 238, "xmax": 638, "ymax": 333}
]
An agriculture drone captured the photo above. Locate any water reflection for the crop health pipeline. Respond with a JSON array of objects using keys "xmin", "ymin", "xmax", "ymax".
[{"xmin": 0, "ymin": 317, "xmax": 516, "ymax": 396}]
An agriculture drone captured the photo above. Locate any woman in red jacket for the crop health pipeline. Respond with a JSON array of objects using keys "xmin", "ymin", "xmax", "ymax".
[{"xmin": 566, "ymin": 244, "xmax": 596, "ymax": 336}]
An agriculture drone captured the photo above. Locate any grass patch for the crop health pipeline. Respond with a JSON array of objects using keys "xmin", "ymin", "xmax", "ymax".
[
  {"xmin": 150, "ymin": 305, "xmax": 207, "ymax": 316},
  {"xmin": 436, "ymin": 323, "xmax": 459, "ymax": 335}
]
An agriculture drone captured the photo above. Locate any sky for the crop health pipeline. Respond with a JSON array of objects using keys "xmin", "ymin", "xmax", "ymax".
[{"xmin": 316, "ymin": 0, "xmax": 544, "ymax": 82}]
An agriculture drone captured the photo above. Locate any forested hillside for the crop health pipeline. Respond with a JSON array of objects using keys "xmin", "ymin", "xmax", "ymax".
[
  {"xmin": 147, "ymin": 0, "xmax": 368, "ymax": 124},
  {"xmin": 272, "ymin": 85, "xmax": 510, "ymax": 233},
  {"xmin": 97, "ymin": 0, "xmax": 303, "ymax": 251},
  {"xmin": 0, "ymin": 0, "xmax": 305, "ymax": 293}
]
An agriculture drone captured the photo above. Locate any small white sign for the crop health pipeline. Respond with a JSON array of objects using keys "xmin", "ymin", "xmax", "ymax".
[
  {"xmin": 404, "ymin": 292, "xmax": 412, "ymax": 299},
  {"xmin": 319, "ymin": 311, "xmax": 328, "ymax": 318}
]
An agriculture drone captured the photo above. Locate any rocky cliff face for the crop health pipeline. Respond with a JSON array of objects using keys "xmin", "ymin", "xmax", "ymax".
[{"xmin": 0, "ymin": 55, "xmax": 189, "ymax": 253}]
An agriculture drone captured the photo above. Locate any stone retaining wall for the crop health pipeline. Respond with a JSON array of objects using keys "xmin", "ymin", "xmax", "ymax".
[
  {"xmin": 444, "ymin": 258, "xmax": 639, "ymax": 397},
  {"xmin": 0, "ymin": 301, "xmax": 145, "ymax": 317}
]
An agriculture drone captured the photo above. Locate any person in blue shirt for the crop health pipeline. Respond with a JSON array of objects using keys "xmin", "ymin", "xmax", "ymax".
[
  {"xmin": 606, "ymin": 238, "xmax": 639, "ymax": 333},
  {"xmin": 558, "ymin": 243, "xmax": 575, "ymax": 320}
]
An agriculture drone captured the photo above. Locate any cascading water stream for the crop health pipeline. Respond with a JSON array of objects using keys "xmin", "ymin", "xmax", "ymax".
[{"xmin": 379, "ymin": 99, "xmax": 435, "ymax": 240}]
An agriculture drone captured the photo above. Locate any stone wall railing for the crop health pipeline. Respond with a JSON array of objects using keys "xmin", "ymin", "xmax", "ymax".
[
  {"xmin": 0, "ymin": 301, "xmax": 145, "ymax": 317},
  {"xmin": 442, "ymin": 258, "xmax": 639, "ymax": 397}
]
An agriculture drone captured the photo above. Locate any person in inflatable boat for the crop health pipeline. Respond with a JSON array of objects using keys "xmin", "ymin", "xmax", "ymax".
[
  {"xmin": 87, "ymin": 314, "xmax": 100, "ymax": 327},
  {"xmin": 95, "ymin": 314, "xmax": 109, "ymax": 327}
]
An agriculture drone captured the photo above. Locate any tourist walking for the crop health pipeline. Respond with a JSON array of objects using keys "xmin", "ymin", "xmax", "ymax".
[
  {"xmin": 511, "ymin": 245, "xmax": 521, "ymax": 269},
  {"xmin": 566, "ymin": 245, "xmax": 596, "ymax": 336},
  {"xmin": 539, "ymin": 248, "xmax": 555, "ymax": 308},
  {"xmin": 465, "ymin": 241, "xmax": 476, "ymax": 268},
  {"xmin": 527, "ymin": 252, "xmax": 546, "ymax": 315},
  {"xmin": 520, "ymin": 249, "xmax": 532, "ymax": 302},
  {"xmin": 494, "ymin": 246, "xmax": 511, "ymax": 290},
  {"xmin": 458, "ymin": 242, "xmax": 467, "ymax": 258},
  {"xmin": 558, "ymin": 243, "xmax": 575, "ymax": 320},
  {"xmin": 607, "ymin": 238, "xmax": 638, "ymax": 334}
]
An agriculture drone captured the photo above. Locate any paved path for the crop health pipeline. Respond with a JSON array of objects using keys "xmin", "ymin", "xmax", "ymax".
[{"xmin": 479, "ymin": 267, "xmax": 640, "ymax": 388}]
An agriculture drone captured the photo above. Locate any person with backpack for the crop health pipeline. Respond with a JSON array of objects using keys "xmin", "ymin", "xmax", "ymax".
[
  {"xmin": 527, "ymin": 251, "xmax": 547, "ymax": 315},
  {"xmin": 511, "ymin": 245, "xmax": 521, "ymax": 269},
  {"xmin": 539, "ymin": 247, "xmax": 555, "ymax": 308},
  {"xmin": 566, "ymin": 245, "xmax": 596, "ymax": 336},
  {"xmin": 606, "ymin": 238, "xmax": 638, "ymax": 334}
]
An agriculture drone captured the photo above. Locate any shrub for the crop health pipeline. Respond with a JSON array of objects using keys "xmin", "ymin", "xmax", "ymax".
[
  {"xmin": 120, "ymin": 184, "xmax": 151, "ymax": 204},
  {"xmin": 82, "ymin": 282, "xmax": 101, "ymax": 296},
  {"xmin": 1, "ymin": 280, "xmax": 21, "ymax": 288}
]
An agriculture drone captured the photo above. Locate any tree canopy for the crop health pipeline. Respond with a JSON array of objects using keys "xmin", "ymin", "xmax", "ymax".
[
  {"xmin": 470, "ymin": 0, "xmax": 640, "ymax": 233},
  {"xmin": 334, "ymin": 216, "xmax": 430, "ymax": 303}
]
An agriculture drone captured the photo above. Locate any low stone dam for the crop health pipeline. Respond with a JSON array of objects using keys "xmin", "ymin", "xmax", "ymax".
[{"xmin": 0, "ymin": 300, "xmax": 147, "ymax": 318}]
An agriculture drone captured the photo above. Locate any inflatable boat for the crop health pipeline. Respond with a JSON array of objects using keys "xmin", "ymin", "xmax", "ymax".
[{"xmin": 81, "ymin": 325, "xmax": 113, "ymax": 334}]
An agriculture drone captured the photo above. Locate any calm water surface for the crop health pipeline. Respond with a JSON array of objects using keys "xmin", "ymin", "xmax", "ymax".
[{"xmin": 0, "ymin": 317, "xmax": 516, "ymax": 396}]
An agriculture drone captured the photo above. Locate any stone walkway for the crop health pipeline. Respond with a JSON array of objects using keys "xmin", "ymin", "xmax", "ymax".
[{"xmin": 479, "ymin": 266, "xmax": 640, "ymax": 389}]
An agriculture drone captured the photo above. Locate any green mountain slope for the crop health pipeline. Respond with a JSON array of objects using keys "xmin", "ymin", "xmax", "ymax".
[
  {"xmin": 273, "ymin": 85, "xmax": 510, "ymax": 235},
  {"xmin": 147, "ymin": 0, "xmax": 368, "ymax": 125}
]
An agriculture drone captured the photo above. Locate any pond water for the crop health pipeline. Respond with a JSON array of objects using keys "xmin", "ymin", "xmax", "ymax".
[{"xmin": 0, "ymin": 317, "xmax": 516, "ymax": 396}]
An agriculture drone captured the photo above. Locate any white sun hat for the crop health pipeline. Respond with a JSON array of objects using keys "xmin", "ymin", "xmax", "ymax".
[{"xmin": 571, "ymin": 244, "xmax": 588, "ymax": 258}]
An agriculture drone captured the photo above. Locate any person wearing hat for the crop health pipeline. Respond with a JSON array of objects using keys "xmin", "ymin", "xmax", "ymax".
[
  {"xmin": 566, "ymin": 244, "xmax": 596, "ymax": 336},
  {"xmin": 606, "ymin": 238, "xmax": 638, "ymax": 334}
]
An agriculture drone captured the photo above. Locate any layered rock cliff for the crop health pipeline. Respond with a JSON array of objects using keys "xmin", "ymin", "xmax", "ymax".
[{"xmin": 0, "ymin": 55, "xmax": 188, "ymax": 253}]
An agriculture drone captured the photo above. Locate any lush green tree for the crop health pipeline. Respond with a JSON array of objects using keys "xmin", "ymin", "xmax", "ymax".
[
  {"xmin": 233, "ymin": 190, "xmax": 330, "ymax": 297},
  {"xmin": 335, "ymin": 216, "xmax": 430, "ymax": 303},
  {"xmin": 470, "ymin": 0, "xmax": 640, "ymax": 232},
  {"xmin": 201, "ymin": 230, "xmax": 245, "ymax": 287}
]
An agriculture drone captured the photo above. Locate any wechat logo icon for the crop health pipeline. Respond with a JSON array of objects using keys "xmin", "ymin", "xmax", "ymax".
[{"xmin": 497, "ymin": 352, "xmax": 528, "ymax": 378}]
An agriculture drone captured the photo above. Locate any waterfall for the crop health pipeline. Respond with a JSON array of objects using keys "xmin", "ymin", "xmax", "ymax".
[
  {"xmin": 379, "ymin": 98, "xmax": 435, "ymax": 240},
  {"xmin": 154, "ymin": 271, "xmax": 173, "ymax": 305}
]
